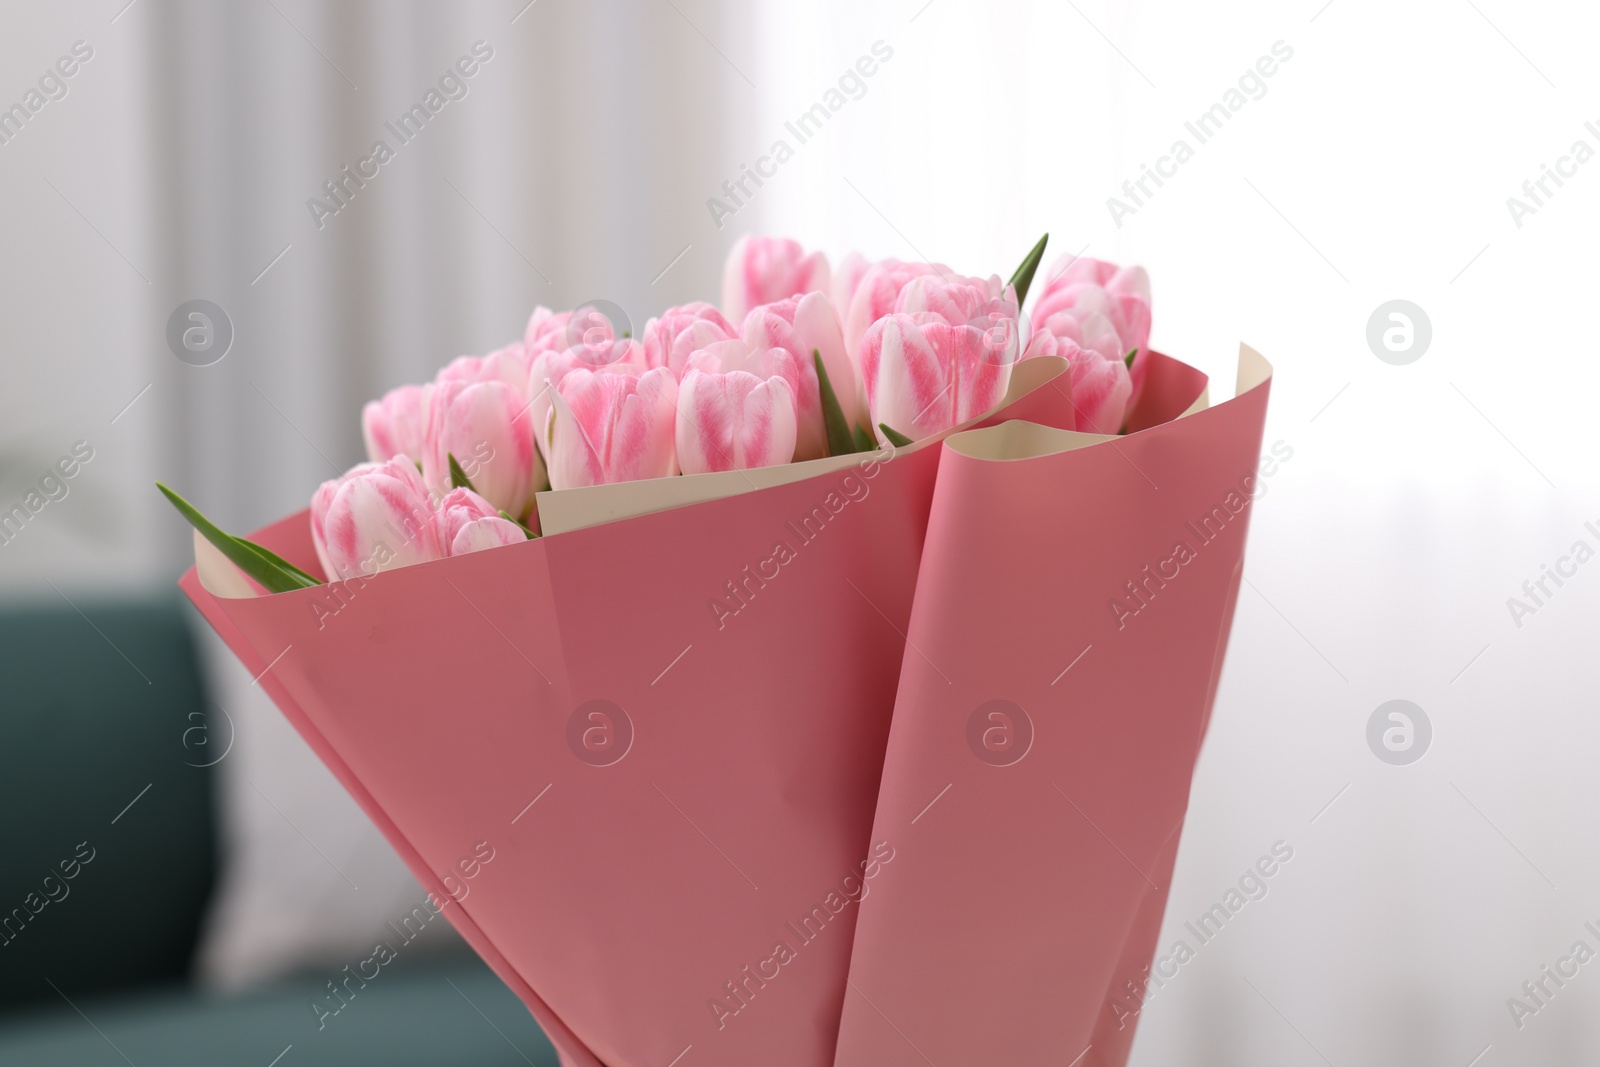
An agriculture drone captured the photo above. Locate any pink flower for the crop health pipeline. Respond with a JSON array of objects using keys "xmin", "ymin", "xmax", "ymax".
[
  {"xmin": 830, "ymin": 251, "xmax": 870, "ymax": 326},
  {"xmin": 310, "ymin": 458, "xmax": 443, "ymax": 581},
  {"xmin": 527, "ymin": 338, "xmax": 646, "ymax": 468},
  {"xmin": 841, "ymin": 259, "xmax": 951, "ymax": 362},
  {"xmin": 362, "ymin": 384, "xmax": 428, "ymax": 464},
  {"xmin": 434, "ymin": 354, "xmax": 484, "ymax": 387},
  {"xmin": 1031, "ymin": 253, "xmax": 1152, "ymax": 394},
  {"xmin": 524, "ymin": 305, "xmax": 571, "ymax": 351},
  {"xmin": 676, "ymin": 369, "xmax": 796, "ymax": 475},
  {"xmin": 525, "ymin": 303, "xmax": 641, "ymax": 375},
  {"xmin": 311, "ymin": 459, "xmax": 523, "ymax": 581},
  {"xmin": 1021, "ymin": 328, "xmax": 1132, "ymax": 435},
  {"xmin": 721, "ymin": 236, "xmax": 830, "ymax": 321},
  {"xmin": 740, "ymin": 293, "xmax": 856, "ymax": 459},
  {"xmin": 545, "ymin": 367, "xmax": 680, "ymax": 489},
  {"xmin": 433, "ymin": 487, "xmax": 526, "ymax": 554},
  {"xmin": 421, "ymin": 379, "xmax": 542, "ymax": 521},
  {"xmin": 642, "ymin": 302, "xmax": 739, "ymax": 378},
  {"xmin": 859, "ymin": 274, "xmax": 1020, "ymax": 441},
  {"xmin": 685, "ymin": 338, "xmax": 811, "ymax": 457},
  {"xmin": 434, "ymin": 341, "xmax": 537, "ymax": 400},
  {"xmin": 558, "ymin": 305, "xmax": 641, "ymax": 370},
  {"xmin": 478, "ymin": 341, "xmax": 536, "ymax": 392}
]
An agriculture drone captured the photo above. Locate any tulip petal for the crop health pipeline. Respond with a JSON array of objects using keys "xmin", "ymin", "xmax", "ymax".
[
  {"xmin": 1070, "ymin": 349, "xmax": 1134, "ymax": 435},
  {"xmin": 449, "ymin": 516, "xmax": 527, "ymax": 555},
  {"xmin": 676, "ymin": 369, "xmax": 797, "ymax": 474},
  {"xmin": 423, "ymin": 380, "xmax": 543, "ymax": 521},
  {"xmin": 547, "ymin": 367, "xmax": 679, "ymax": 488}
]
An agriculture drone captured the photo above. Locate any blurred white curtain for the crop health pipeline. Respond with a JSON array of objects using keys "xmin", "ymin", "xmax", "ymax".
[
  {"xmin": 747, "ymin": 2, "xmax": 1600, "ymax": 1065},
  {"xmin": 1, "ymin": 0, "xmax": 757, "ymax": 586},
  {"xmin": 147, "ymin": 0, "xmax": 755, "ymax": 557}
]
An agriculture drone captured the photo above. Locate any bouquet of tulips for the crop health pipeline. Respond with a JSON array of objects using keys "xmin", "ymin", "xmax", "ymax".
[{"xmin": 172, "ymin": 233, "xmax": 1273, "ymax": 1067}]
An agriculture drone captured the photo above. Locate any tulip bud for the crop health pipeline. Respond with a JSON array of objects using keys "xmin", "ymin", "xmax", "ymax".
[
  {"xmin": 1031, "ymin": 253, "xmax": 1152, "ymax": 402},
  {"xmin": 859, "ymin": 274, "xmax": 1020, "ymax": 441},
  {"xmin": 739, "ymin": 293, "xmax": 857, "ymax": 460},
  {"xmin": 830, "ymin": 251, "xmax": 870, "ymax": 329},
  {"xmin": 362, "ymin": 384, "xmax": 428, "ymax": 464},
  {"xmin": 721, "ymin": 236, "xmax": 830, "ymax": 321},
  {"xmin": 433, "ymin": 487, "xmax": 526, "ymax": 554},
  {"xmin": 546, "ymin": 367, "xmax": 680, "ymax": 489},
  {"xmin": 676, "ymin": 368, "xmax": 797, "ymax": 475},
  {"xmin": 841, "ymin": 258, "xmax": 951, "ymax": 362},
  {"xmin": 422, "ymin": 380, "xmax": 543, "ymax": 521},
  {"xmin": 642, "ymin": 302, "xmax": 739, "ymax": 378},
  {"xmin": 311, "ymin": 458, "xmax": 444, "ymax": 581},
  {"xmin": 527, "ymin": 338, "xmax": 647, "ymax": 467},
  {"xmin": 524, "ymin": 305, "xmax": 570, "ymax": 351},
  {"xmin": 1023, "ymin": 328, "xmax": 1133, "ymax": 435}
]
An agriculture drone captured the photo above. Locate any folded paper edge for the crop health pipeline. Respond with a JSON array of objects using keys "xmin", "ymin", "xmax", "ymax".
[{"xmin": 943, "ymin": 343, "xmax": 1269, "ymax": 463}]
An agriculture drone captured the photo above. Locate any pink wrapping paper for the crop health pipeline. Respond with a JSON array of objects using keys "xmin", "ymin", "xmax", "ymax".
[
  {"xmin": 832, "ymin": 349, "xmax": 1271, "ymax": 1067},
  {"xmin": 179, "ymin": 346, "xmax": 1269, "ymax": 1067}
]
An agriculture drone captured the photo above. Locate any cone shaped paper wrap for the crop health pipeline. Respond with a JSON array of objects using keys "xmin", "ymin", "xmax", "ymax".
[{"xmin": 181, "ymin": 346, "xmax": 1271, "ymax": 1067}]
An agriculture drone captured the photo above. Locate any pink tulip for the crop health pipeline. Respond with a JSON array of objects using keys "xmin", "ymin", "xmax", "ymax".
[
  {"xmin": 433, "ymin": 340, "xmax": 537, "ymax": 399},
  {"xmin": 435, "ymin": 354, "xmax": 484, "ymax": 387},
  {"xmin": 561, "ymin": 304, "xmax": 642, "ymax": 370},
  {"xmin": 1031, "ymin": 253, "xmax": 1152, "ymax": 396},
  {"xmin": 525, "ymin": 303, "xmax": 641, "ymax": 374},
  {"xmin": 1068, "ymin": 349, "xmax": 1134, "ymax": 436},
  {"xmin": 675, "ymin": 368, "xmax": 797, "ymax": 475},
  {"xmin": 527, "ymin": 339, "xmax": 646, "ymax": 466},
  {"xmin": 478, "ymin": 341, "xmax": 536, "ymax": 392},
  {"xmin": 422, "ymin": 379, "xmax": 542, "ymax": 521},
  {"xmin": 859, "ymin": 274, "xmax": 1020, "ymax": 441},
  {"xmin": 642, "ymin": 302, "xmax": 739, "ymax": 378},
  {"xmin": 362, "ymin": 384, "xmax": 428, "ymax": 464},
  {"xmin": 738, "ymin": 293, "xmax": 856, "ymax": 460},
  {"xmin": 311, "ymin": 460, "xmax": 525, "ymax": 582},
  {"xmin": 841, "ymin": 259, "xmax": 951, "ymax": 362},
  {"xmin": 721, "ymin": 236, "xmax": 830, "ymax": 321},
  {"xmin": 545, "ymin": 367, "xmax": 680, "ymax": 489},
  {"xmin": 311, "ymin": 458, "xmax": 444, "ymax": 581},
  {"xmin": 1026, "ymin": 306, "xmax": 1125, "ymax": 363},
  {"xmin": 830, "ymin": 251, "xmax": 870, "ymax": 326},
  {"xmin": 1021, "ymin": 327, "xmax": 1132, "ymax": 435},
  {"xmin": 433, "ymin": 487, "xmax": 527, "ymax": 554},
  {"xmin": 686, "ymin": 337, "xmax": 812, "ymax": 455},
  {"xmin": 524, "ymin": 305, "xmax": 570, "ymax": 351}
]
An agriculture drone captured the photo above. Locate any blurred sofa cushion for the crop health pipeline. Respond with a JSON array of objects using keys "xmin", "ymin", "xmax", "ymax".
[
  {"xmin": 189, "ymin": 623, "xmax": 467, "ymax": 990},
  {"xmin": 0, "ymin": 955, "xmax": 557, "ymax": 1066},
  {"xmin": 0, "ymin": 598, "xmax": 215, "ymax": 1009}
]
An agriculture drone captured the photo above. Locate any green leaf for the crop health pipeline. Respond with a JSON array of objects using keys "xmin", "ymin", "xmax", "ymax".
[
  {"xmin": 231, "ymin": 536, "xmax": 321, "ymax": 586},
  {"xmin": 852, "ymin": 423, "xmax": 877, "ymax": 453},
  {"xmin": 447, "ymin": 453, "xmax": 477, "ymax": 492},
  {"xmin": 1124, "ymin": 347, "xmax": 1137, "ymax": 369},
  {"xmin": 813, "ymin": 349, "xmax": 857, "ymax": 457},
  {"xmin": 157, "ymin": 482, "xmax": 321, "ymax": 593},
  {"xmin": 499, "ymin": 510, "xmax": 539, "ymax": 540},
  {"xmin": 1007, "ymin": 232, "xmax": 1049, "ymax": 307},
  {"xmin": 878, "ymin": 423, "xmax": 914, "ymax": 448}
]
